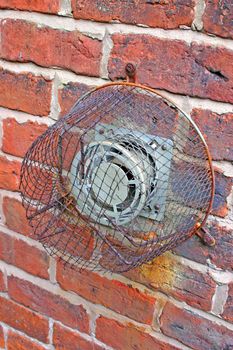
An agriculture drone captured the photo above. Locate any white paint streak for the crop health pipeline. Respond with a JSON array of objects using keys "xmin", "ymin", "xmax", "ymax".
[
  {"xmin": 59, "ymin": 0, "xmax": 72, "ymax": 17},
  {"xmin": 100, "ymin": 29, "xmax": 113, "ymax": 79},
  {"xmin": 211, "ymin": 284, "xmax": 229, "ymax": 316},
  {"xmin": 192, "ymin": 0, "xmax": 206, "ymax": 31}
]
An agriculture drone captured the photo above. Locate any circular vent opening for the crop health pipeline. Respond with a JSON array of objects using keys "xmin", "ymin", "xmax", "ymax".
[{"xmin": 69, "ymin": 137, "xmax": 156, "ymax": 226}]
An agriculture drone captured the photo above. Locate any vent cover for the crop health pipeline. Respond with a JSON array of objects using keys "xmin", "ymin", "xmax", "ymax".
[{"xmin": 20, "ymin": 82, "xmax": 214, "ymax": 272}]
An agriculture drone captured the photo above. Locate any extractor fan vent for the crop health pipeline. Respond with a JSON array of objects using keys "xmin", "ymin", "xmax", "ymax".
[{"xmin": 20, "ymin": 82, "xmax": 214, "ymax": 272}]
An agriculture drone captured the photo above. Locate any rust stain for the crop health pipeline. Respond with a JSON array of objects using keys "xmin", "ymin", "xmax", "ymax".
[{"xmin": 137, "ymin": 252, "xmax": 178, "ymax": 292}]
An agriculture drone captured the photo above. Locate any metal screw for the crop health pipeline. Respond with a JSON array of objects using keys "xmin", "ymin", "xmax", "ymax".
[
  {"xmin": 161, "ymin": 144, "xmax": 167, "ymax": 151},
  {"xmin": 99, "ymin": 128, "xmax": 105, "ymax": 135},
  {"xmin": 125, "ymin": 63, "xmax": 136, "ymax": 83}
]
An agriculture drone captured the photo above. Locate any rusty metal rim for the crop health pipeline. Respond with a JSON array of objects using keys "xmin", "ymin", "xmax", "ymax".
[{"xmin": 84, "ymin": 81, "xmax": 215, "ymax": 234}]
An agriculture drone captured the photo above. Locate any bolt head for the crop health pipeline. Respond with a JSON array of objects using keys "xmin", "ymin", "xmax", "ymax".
[
  {"xmin": 99, "ymin": 128, "xmax": 105, "ymax": 135},
  {"xmin": 161, "ymin": 144, "xmax": 167, "ymax": 151}
]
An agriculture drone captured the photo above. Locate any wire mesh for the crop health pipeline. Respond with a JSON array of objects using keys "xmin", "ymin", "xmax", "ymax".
[{"xmin": 20, "ymin": 83, "xmax": 214, "ymax": 272}]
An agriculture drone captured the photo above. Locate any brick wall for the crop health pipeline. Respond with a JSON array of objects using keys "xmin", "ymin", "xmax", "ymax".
[{"xmin": 0, "ymin": 1, "xmax": 232, "ymax": 349}]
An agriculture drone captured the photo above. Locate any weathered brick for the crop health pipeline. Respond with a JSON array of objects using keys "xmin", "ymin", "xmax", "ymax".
[
  {"xmin": 96, "ymin": 316, "xmax": 180, "ymax": 350},
  {"xmin": 0, "ymin": 269, "xmax": 6, "ymax": 292},
  {"xmin": 57, "ymin": 262, "xmax": 156, "ymax": 324},
  {"xmin": 53, "ymin": 323, "xmax": 104, "ymax": 350},
  {"xmin": 0, "ymin": 324, "xmax": 4, "ymax": 348},
  {"xmin": 212, "ymin": 169, "xmax": 232, "ymax": 218},
  {"xmin": 0, "ymin": 0, "xmax": 60, "ymax": 13},
  {"xmin": 0, "ymin": 232, "xmax": 49, "ymax": 278},
  {"xmin": 174, "ymin": 223, "xmax": 233, "ymax": 271},
  {"xmin": 7, "ymin": 330, "xmax": 47, "ymax": 350},
  {"xmin": 222, "ymin": 282, "xmax": 233, "ymax": 323},
  {"xmin": 2, "ymin": 118, "xmax": 48, "ymax": 158},
  {"xmin": 160, "ymin": 302, "xmax": 233, "ymax": 350},
  {"xmin": 0, "ymin": 68, "xmax": 52, "ymax": 116},
  {"xmin": 203, "ymin": 0, "xmax": 233, "ymax": 40},
  {"xmin": 125, "ymin": 252, "xmax": 215, "ymax": 311},
  {"xmin": 8, "ymin": 276, "xmax": 90, "ymax": 333},
  {"xmin": 1, "ymin": 19, "xmax": 102, "ymax": 77},
  {"xmin": 108, "ymin": 35, "xmax": 233, "ymax": 103},
  {"xmin": 72, "ymin": 0, "xmax": 195, "ymax": 29},
  {"xmin": 3, "ymin": 197, "xmax": 32, "ymax": 237},
  {"xmin": 58, "ymin": 82, "xmax": 93, "ymax": 116},
  {"xmin": 0, "ymin": 296, "xmax": 49, "ymax": 343},
  {"xmin": 192, "ymin": 109, "xmax": 233, "ymax": 161},
  {"xmin": 0, "ymin": 156, "xmax": 21, "ymax": 191}
]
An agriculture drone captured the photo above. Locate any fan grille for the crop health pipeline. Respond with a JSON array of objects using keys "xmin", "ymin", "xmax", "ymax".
[{"xmin": 20, "ymin": 83, "xmax": 214, "ymax": 272}]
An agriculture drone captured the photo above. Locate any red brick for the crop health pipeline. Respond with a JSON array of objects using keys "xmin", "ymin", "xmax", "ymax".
[
  {"xmin": 212, "ymin": 169, "xmax": 232, "ymax": 218},
  {"xmin": 1, "ymin": 19, "xmax": 102, "ymax": 77},
  {"xmin": 2, "ymin": 118, "xmax": 48, "ymax": 158},
  {"xmin": 0, "ymin": 324, "xmax": 4, "ymax": 348},
  {"xmin": 108, "ymin": 34, "xmax": 233, "ymax": 104},
  {"xmin": 124, "ymin": 253, "xmax": 215, "ymax": 311},
  {"xmin": 0, "ymin": 296, "xmax": 49, "ymax": 343},
  {"xmin": 8, "ymin": 276, "xmax": 90, "ymax": 333},
  {"xmin": 58, "ymin": 82, "xmax": 93, "ymax": 116},
  {"xmin": 3, "ymin": 197, "xmax": 32, "ymax": 237},
  {"xmin": 0, "ymin": 232, "xmax": 49, "ymax": 278},
  {"xmin": 0, "ymin": 156, "xmax": 21, "ymax": 191},
  {"xmin": 222, "ymin": 282, "xmax": 233, "ymax": 323},
  {"xmin": 72, "ymin": 0, "xmax": 195, "ymax": 29},
  {"xmin": 203, "ymin": 0, "xmax": 233, "ymax": 40},
  {"xmin": 53, "ymin": 323, "xmax": 103, "ymax": 350},
  {"xmin": 57, "ymin": 262, "xmax": 156, "ymax": 324},
  {"xmin": 0, "ymin": 68, "xmax": 52, "ymax": 116},
  {"xmin": 0, "ymin": 0, "xmax": 59, "ymax": 13},
  {"xmin": 0, "ymin": 270, "xmax": 6, "ymax": 292},
  {"xmin": 174, "ymin": 223, "xmax": 233, "ymax": 271},
  {"xmin": 160, "ymin": 302, "xmax": 233, "ymax": 350},
  {"xmin": 192, "ymin": 109, "xmax": 233, "ymax": 161},
  {"xmin": 7, "ymin": 330, "xmax": 47, "ymax": 350},
  {"xmin": 96, "ymin": 316, "xmax": 180, "ymax": 350}
]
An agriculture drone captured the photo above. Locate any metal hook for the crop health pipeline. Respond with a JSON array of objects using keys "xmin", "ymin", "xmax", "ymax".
[{"xmin": 125, "ymin": 63, "xmax": 137, "ymax": 83}]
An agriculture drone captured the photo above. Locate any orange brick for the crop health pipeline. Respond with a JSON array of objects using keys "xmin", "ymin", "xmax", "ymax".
[
  {"xmin": 72, "ymin": 0, "xmax": 196, "ymax": 29},
  {"xmin": 96, "ymin": 316, "xmax": 180, "ymax": 350},
  {"xmin": 203, "ymin": 0, "xmax": 233, "ymax": 40},
  {"xmin": 2, "ymin": 118, "xmax": 48, "ymax": 158},
  {"xmin": 1, "ymin": 19, "xmax": 102, "ymax": 77},
  {"xmin": 57, "ymin": 262, "xmax": 156, "ymax": 324},
  {"xmin": 0, "ymin": 232, "xmax": 49, "ymax": 279},
  {"xmin": 58, "ymin": 82, "xmax": 93, "ymax": 117},
  {"xmin": 3, "ymin": 197, "xmax": 32, "ymax": 237},
  {"xmin": 160, "ymin": 302, "xmax": 233, "ymax": 350},
  {"xmin": 0, "ymin": 296, "xmax": 49, "ymax": 343},
  {"xmin": 109, "ymin": 34, "xmax": 233, "ymax": 104},
  {"xmin": 8, "ymin": 276, "xmax": 90, "ymax": 333},
  {"xmin": 7, "ymin": 330, "xmax": 47, "ymax": 350},
  {"xmin": 0, "ymin": 0, "xmax": 60, "ymax": 13},
  {"xmin": 53, "ymin": 323, "xmax": 104, "ymax": 350},
  {"xmin": 0, "ymin": 68, "xmax": 52, "ymax": 116},
  {"xmin": 0, "ymin": 156, "xmax": 21, "ymax": 191}
]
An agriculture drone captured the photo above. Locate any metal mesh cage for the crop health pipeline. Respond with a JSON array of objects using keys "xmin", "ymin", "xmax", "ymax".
[{"xmin": 20, "ymin": 83, "xmax": 214, "ymax": 272}]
